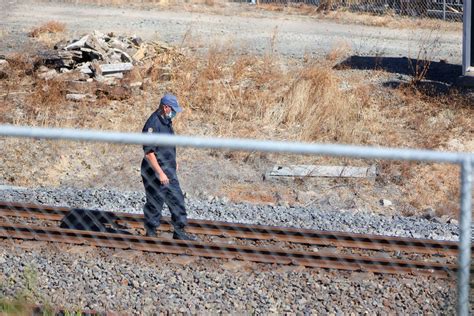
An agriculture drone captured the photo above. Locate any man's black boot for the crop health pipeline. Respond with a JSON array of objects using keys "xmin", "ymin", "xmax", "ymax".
[
  {"xmin": 145, "ymin": 227, "xmax": 158, "ymax": 237},
  {"xmin": 173, "ymin": 228, "xmax": 197, "ymax": 241}
]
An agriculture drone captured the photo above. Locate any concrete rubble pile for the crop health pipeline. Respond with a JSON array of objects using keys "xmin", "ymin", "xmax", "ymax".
[{"xmin": 35, "ymin": 31, "xmax": 179, "ymax": 101}]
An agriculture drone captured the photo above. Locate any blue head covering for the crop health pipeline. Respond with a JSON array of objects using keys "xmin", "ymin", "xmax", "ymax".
[{"xmin": 160, "ymin": 93, "xmax": 182, "ymax": 113}]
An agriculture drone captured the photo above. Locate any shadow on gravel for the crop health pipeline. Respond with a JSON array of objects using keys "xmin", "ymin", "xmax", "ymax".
[{"xmin": 336, "ymin": 55, "xmax": 463, "ymax": 85}]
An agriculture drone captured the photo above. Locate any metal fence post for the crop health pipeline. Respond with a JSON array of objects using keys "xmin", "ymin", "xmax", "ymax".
[
  {"xmin": 457, "ymin": 157, "xmax": 473, "ymax": 316},
  {"xmin": 443, "ymin": 0, "xmax": 446, "ymax": 20}
]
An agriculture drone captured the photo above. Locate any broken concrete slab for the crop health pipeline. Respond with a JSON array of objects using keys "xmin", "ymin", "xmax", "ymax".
[
  {"xmin": 99, "ymin": 62, "xmax": 133, "ymax": 75},
  {"xmin": 78, "ymin": 64, "xmax": 93, "ymax": 75},
  {"xmin": 22, "ymin": 31, "xmax": 179, "ymax": 102},
  {"xmin": 109, "ymin": 38, "xmax": 130, "ymax": 51},
  {"xmin": 45, "ymin": 31, "xmax": 179, "ymax": 81},
  {"xmin": 266, "ymin": 165, "xmax": 377, "ymax": 179},
  {"xmin": 114, "ymin": 49, "xmax": 133, "ymax": 63},
  {"xmin": 85, "ymin": 33, "xmax": 109, "ymax": 58},
  {"xmin": 80, "ymin": 47, "xmax": 104, "ymax": 61},
  {"xmin": 37, "ymin": 50, "xmax": 77, "ymax": 68},
  {"xmin": 65, "ymin": 34, "xmax": 90, "ymax": 50}
]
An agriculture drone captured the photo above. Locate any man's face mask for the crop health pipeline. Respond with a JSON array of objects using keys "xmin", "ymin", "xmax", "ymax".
[{"xmin": 166, "ymin": 110, "xmax": 176, "ymax": 120}]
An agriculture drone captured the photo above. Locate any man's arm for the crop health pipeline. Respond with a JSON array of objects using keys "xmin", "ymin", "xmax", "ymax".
[{"xmin": 145, "ymin": 152, "xmax": 169, "ymax": 185}]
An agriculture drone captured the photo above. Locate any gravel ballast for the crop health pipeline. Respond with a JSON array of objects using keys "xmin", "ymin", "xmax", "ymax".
[
  {"xmin": 0, "ymin": 186, "xmax": 463, "ymax": 313},
  {"xmin": 0, "ymin": 186, "xmax": 460, "ymax": 241},
  {"xmin": 0, "ymin": 242, "xmax": 457, "ymax": 314}
]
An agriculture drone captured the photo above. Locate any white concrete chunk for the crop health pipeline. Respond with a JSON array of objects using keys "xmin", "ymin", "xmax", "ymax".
[
  {"xmin": 65, "ymin": 35, "xmax": 90, "ymax": 50},
  {"xmin": 99, "ymin": 62, "xmax": 133, "ymax": 74},
  {"xmin": 268, "ymin": 165, "xmax": 377, "ymax": 178}
]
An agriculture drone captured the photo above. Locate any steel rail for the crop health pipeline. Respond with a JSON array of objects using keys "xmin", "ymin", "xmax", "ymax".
[
  {"xmin": 0, "ymin": 202, "xmax": 463, "ymax": 256},
  {"xmin": 0, "ymin": 222, "xmax": 457, "ymax": 277}
]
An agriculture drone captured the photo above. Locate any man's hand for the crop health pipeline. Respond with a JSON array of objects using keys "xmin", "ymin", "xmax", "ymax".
[
  {"xmin": 145, "ymin": 152, "xmax": 169, "ymax": 185},
  {"xmin": 158, "ymin": 171, "xmax": 169, "ymax": 185}
]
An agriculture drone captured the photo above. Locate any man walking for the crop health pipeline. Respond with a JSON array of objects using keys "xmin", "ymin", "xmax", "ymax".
[{"xmin": 141, "ymin": 93, "xmax": 195, "ymax": 241}]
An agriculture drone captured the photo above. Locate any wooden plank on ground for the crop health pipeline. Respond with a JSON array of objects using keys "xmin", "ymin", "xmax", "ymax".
[{"xmin": 267, "ymin": 165, "xmax": 377, "ymax": 178}]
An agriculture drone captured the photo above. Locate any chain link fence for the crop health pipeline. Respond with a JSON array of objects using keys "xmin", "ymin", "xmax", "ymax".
[
  {"xmin": 0, "ymin": 2, "xmax": 471, "ymax": 312},
  {"xmin": 249, "ymin": 0, "xmax": 464, "ymax": 21},
  {"xmin": 0, "ymin": 126, "xmax": 472, "ymax": 314}
]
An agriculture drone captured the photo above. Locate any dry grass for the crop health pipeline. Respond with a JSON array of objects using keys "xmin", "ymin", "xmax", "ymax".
[
  {"xmin": 1, "ymin": 37, "xmax": 472, "ymax": 217},
  {"xmin": 225, "ymin": 183, "xmax": 285, "ymax": 204},
  {"xmin": 4, "ymin": 53, "xmax": 35, "ymax": 75},
  {"xmin": 28, "ymin": 21, "xmax": 66, "ymax": 38},
  {"xmin": 25, "ymin": 79, "xmax": 67, "ymax": 124},
  {"xmin": 372, "ymin": 87, "xmax": 473, "ymax": 216},
  {"xmin": 27, "ymin": 21, "xmax": 67, "ymax": 48},
  {"xmin": 325, "ymin": 40, "xmax": 352, "ymax": 63},
  {"xmin": 164, "ymin": 42, "xmax": 374, "ymax": 144},
  {"xmin": 269, "ymin": 64, "xmax": 363, "ymax": 142},
  {"xmin": 257, "ymin": 3, "xmax": 462, "ymax": 31}
]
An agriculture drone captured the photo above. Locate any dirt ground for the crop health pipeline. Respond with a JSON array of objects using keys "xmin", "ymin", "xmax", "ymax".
[
  {"xmin": 0, "ymin": 0, "xmax": 462, "ymax": 63},
  {"xmin": 0, "ymin": 0, "xmax": 472, "ymax": 219}
]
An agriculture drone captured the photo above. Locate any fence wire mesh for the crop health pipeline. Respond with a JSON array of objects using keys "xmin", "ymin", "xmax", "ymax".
[
  {"xmin": 245, "ymin": 0, "xmax": 464, "ymax": 21},
  {"xmin": 0, "ymin": 0, "xmax": 470, "ymax": 312},
  {"xmin": 0, "ymin": 126, "xmax": 471, "ymax": 314}
]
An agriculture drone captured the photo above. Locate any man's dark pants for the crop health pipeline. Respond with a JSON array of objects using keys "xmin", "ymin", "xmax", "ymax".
[{"xmin": 141, "ymin": 160, "xmax": 187, "ymax": 231}]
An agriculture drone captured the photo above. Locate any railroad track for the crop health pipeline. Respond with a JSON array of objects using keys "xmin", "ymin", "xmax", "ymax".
[{"xmin": 0, "ymin": 201, "xmax": 463, "ymax": 277}]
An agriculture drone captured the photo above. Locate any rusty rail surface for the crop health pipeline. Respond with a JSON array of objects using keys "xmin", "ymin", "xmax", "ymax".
[
  {"xmin": 0, "ymin": 202, "xmax": 463, "ymax": 256},
  {"xmin": 0, "ymin": 222, "xmax": 457, "ymax": 277}
]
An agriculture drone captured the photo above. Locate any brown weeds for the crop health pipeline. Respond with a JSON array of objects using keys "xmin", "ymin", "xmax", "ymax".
[
  {"xmin": 231, "ymin": 54, "xmax": 257, "ymax": 81},
  {"xmin": 406, "ymin": 163, "xmax": 460, "ymax": 216},
  {"xmin": 201, "ymin": 45, "xmax": 228, "ymax": 80},
  {"xmin": 268, "ymin": 64, "xmax": 368, "ymax": 143},
  {"xmin": 325, "ymin": 40, "xmax": 352, "ymax": 64},
  {"xmin": 27, "ymin": 21, "xmax": 67, "ymax": 48},
  {"xmin": 24, "ymin": 79, "xmax": 67, "ymax": 124},
  {"xmin": 256, "ymin": 3, "xmax": 462, "ymax": 31},
  {"xmin": 28, "ymin": 21, "xmax": 66, "ymax": 38},
  {"xmin": 2, "ymin": 36, "xmax": 472, "ymax": 217},
  {"xmin": 5, "ymin": 53, "xmax": 35, "ymax": 76}
]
